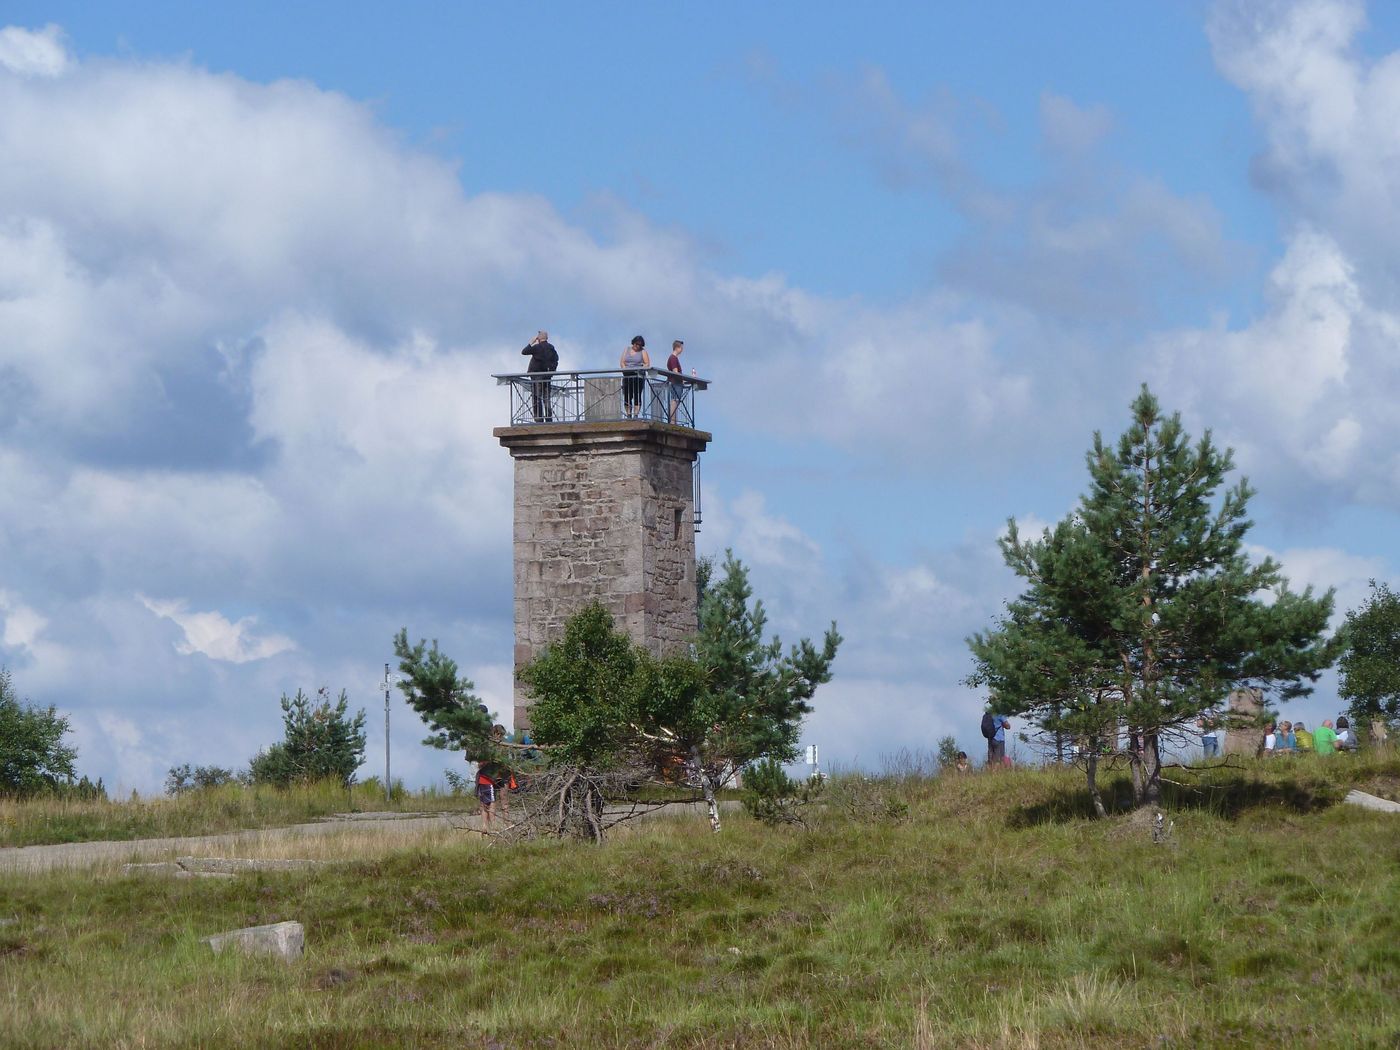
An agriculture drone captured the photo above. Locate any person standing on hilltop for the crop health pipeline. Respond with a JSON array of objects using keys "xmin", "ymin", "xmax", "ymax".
[
  {"xmin": 982, "ymin": 710, "xmax": 1010, "ymax": 768},
  {"xmin": 1198, "ymin": 714, "xmax": 1221, "ymax": 759},
  {"xmin": 475, "ymin": 758, "xmax": 501, "ymax": 830},
  {"xmin": 522, "ymin": 330, "xmax": 558, "ymax": 422}
]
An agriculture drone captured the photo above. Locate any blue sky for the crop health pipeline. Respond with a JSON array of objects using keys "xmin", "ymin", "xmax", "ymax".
[{"xmin": 2, "ymin": 1, "xmax": 1398, "ymax": 791}]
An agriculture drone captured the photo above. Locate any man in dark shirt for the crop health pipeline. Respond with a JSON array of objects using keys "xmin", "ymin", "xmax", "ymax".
[
  {"xmin": 521, "ymin": 330, "xmax": 558, "ymax": 422},
  {"xmin": 666, "ymin": 339, "xmax": 685, "ymax": 424}
]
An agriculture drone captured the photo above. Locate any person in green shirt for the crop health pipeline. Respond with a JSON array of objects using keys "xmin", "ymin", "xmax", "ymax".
[{"xmin": 1313, "ymin": 719, "xmax": 1338, "ymax": 755}]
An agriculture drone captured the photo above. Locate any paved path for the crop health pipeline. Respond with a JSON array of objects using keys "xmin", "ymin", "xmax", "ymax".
[
  {"xmin": 0, "ymin": 802, "xmax": 736, "ymax": 876},
  {"xmin": 0, "ymin": 812, "xmax": 460, "ymax": 875}
]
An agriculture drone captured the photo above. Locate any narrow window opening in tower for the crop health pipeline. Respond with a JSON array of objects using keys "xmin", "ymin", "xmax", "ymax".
[{"xmin": 673, "ymin": 506, "xmax": 683, "ymax": 540}]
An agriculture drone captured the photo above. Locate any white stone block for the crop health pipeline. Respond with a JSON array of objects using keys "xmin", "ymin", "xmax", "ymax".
[
  {"xmin": 204, "ymin": 921, "xmax": 304, "ymax": 961},
  {"xmin": 1344, "ymin": 790, "xmax": 1400, "ymax": 814}
]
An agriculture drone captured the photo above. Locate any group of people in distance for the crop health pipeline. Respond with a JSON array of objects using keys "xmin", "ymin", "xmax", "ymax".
[
  {"xmin": 521, "ymin": 330, "xmax": 691, "ymax": 424},
  {"xmin": 1262, "ymin": 716, "xmax": 1360, "ymax": 756},
  {"xmin": 964, "ymin": 707, "xmax": 1379, "ymax": 770},
  {"xmin": 1202, "ymin": 710, "xmax": 1385, "ymax": 758},
  {"xmin": 936, "ymin": 717, "xmax": 1013, "ymax": 772}
]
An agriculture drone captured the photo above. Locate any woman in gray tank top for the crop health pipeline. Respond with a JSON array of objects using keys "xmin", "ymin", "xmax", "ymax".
[{"xmin": 619, "ymin": 335, "xmax": 650, "ymax": 418}]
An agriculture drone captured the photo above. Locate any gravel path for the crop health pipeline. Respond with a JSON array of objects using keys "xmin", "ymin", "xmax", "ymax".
[
  {"xmin": 0, "ymin": 802, "xmax": 735, "ymax": 875},
  {"xmin": 0, "ymin": 812, "xmax": 461, "ymax": 875}
]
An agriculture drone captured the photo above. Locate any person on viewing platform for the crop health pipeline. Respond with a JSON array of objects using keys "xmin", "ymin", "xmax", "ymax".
[
  {"xmin": 620, "ymin": 335, "xmax": 649, "ymax": 419},
  {"xmin": 1314, "ymin": 719, "xmax": 1338, "ymax": 755},
  {"xmin": 666, "ymin": 339, "xmax": 686, "ymax": 424},
  {"xmin": 522, "ymin": 330, "xmax": 558, "ymax": 422}
]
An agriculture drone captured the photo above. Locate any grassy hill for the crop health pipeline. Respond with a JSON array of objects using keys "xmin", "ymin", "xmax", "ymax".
[{"xmin": 2, "ymin": 753, "xmax": 1397, "ymax": 1048}]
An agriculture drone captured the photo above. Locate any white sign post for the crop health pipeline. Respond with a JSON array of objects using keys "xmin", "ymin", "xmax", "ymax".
[
  {"xmin": 805, "ymin": 743, "xmax": 820, "ymax": 780},
  {"xmin": 382, "ymin": 663, "xmax": 391, "ymax": 803}
]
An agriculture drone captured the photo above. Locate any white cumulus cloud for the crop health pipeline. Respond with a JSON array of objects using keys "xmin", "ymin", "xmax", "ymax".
[
  {"xmin": 0, "ymin": 24, "xmax": 69, "ymax": 78},
  {"xmin": 0, "ymin": 590, "xmax": 47, "ymax": 651},
  {"xmin": 1211, "ymin": 0, "xmax": 1400, "ymax": 299},
  {"xmin": 140, "ymin": 595, "xmax": 297, "ymax": 663}
]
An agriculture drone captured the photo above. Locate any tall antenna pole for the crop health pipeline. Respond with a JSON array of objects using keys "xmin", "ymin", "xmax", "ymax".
[{"xmin": 383, "ymin": 662, "xmax": 391, "ymax": 803}]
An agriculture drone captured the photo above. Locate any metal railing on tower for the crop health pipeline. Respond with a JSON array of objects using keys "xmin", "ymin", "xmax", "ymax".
[{"xmin": 492, "ymin": 367, "xmax": 710, "ymax": 429}]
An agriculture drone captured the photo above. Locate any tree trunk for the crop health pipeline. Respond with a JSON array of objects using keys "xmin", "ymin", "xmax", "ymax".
[
  {"xmin": 703, "ymin": 776, "xmax": 721, "ymax": 834},
  {"xmin": 1138, "ymin": 731, "xmax": 1163, "ymax": 807},
  {"xmin": 1127, "ymin": 728, "xmax": 1145, "ymax": 802},
  {"xmin": 553, "ymin": 771, "xmax": 607, "ymax": 842},
  {"xmin": 555, "ymin": 771, "xmax": 574, "ymax": 837},
  {"xmin": 1085, "ymin": 748, "xmax": 1107, "ymax": 818},
  {"xmin": 690, "ymin": 746, "xmax": 722, "ymax": 833},
  {"xmin": 584, "ymin": 779, "xmax": 605, "ymax": 844}
]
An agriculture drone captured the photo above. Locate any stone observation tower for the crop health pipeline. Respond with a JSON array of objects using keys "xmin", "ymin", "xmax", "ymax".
[{"xmin": 493, "ymin": 366, "xmax": 711, "ymax": 731}]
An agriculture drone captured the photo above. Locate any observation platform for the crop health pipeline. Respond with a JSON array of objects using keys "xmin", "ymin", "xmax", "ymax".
[{"xmin": 490, "ymin": 367, "xmax": 710, "ymax": 430}]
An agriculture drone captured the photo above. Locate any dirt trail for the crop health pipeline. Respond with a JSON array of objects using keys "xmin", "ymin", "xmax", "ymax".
[
  {"xmin": 0, "ymin": 802, "xmax": 735, "ymax": 876},
  {"xmin": 0, "ymin": 812, "xmax": 461, "ymax": 875}
]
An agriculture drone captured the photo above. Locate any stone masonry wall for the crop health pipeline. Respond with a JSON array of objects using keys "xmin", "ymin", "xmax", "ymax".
[
  {"xmin": 497, "ymin": 423, "xmax": 709, "ymax": 731},
  {"xmin": 1223, "ymin": 686, "xmax": 1264, "ymax": 757}
]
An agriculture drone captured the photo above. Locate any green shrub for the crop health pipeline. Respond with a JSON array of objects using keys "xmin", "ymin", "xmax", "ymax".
[{"xmin": 741, "ymin": 758, "xmax": 822, "ymax": 826}]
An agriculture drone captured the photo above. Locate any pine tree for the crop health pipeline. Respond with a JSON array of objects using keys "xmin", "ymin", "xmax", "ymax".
[
  {"xmin": 1338, "ymin": 580, "xmax": 1400, "ymax": 730},
  {"xmin": 682, "ymin": 552, "xmax": 840, "ymax": 830},
  {"xmin": 522, "ymin": 603, "xmax": 644, "ymax": 769},
  {"xmin": 393, "ymin": 630, "xmax": 494, "ymax": 760},
  {"xmin": 248, "ymin": 687, "xmax": 367, "ymax": 787},
  {"xmin": 522, "ymin": 554, "xmax": 840, "ymax": 834},
  {"xmin": 968, "ymin": 386, "xmax": 1336, "ymax": 812}
]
